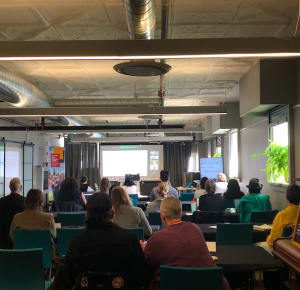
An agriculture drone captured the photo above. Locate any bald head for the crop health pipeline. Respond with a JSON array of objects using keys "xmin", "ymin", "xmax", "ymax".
[
  {"xmin": 10, "ymin": 178, "xmax": 22, "ymax": 194},
  {"xmin": 161, "ymin": 196, "xmax": 182, "ymax": 220}
]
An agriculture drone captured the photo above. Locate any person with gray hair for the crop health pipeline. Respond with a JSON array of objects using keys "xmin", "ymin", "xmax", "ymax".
[
  {"xmin": 0, "ymin": 178, "xmax": 25, "ymax": 248},
  {"xmin": 140, "ymin": 196, "xmax": 230, "ymax": 290}
]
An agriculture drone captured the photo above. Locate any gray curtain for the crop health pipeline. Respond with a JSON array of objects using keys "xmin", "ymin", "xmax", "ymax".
[
  {"xmin": 82, "ymin": 143, "xmax": 101, "ymax": 191},
  {"xmin": 65, "ymin": 142, "xmax": 82, "ymax": 182},
  {"xmin": 163, "ymin": 142, "xmax": 192, "ymax": 188}
]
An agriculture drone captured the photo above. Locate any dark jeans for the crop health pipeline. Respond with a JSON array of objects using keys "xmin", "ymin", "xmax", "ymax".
[{"xmin": 52, "ymin": 263, "xmax": 71, "ymax": 290}]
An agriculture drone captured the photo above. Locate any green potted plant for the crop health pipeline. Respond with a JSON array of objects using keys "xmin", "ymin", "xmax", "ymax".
[
  {"xmin": 251, "ymin": 140, "xmax": 288, "ymax": 184},
  {"xmin": 212, "ymin": 152, "xmax": 221, "ymax": 157}
]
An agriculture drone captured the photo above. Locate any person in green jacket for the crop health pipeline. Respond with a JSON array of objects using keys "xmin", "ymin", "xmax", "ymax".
[{"xmin": 237, "ymin": 178, "xmax": 272, "ymax": 223}]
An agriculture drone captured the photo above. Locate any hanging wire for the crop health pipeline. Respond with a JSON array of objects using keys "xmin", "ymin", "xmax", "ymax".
[{"xmin": 294, "ymin": 0, "xmax": 300, "ymax": 36}]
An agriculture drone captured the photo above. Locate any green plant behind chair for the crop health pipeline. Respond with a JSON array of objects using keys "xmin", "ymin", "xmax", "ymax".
[{"xmin": 251, "ymin": 140, "xmax": 288, "ymax": 184}]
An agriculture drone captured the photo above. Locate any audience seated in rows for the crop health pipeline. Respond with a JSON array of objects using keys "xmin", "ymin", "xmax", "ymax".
[
  {"xmin": 147, "ymin": 183, "xmax": 169, "ymax": 213},
  {"xmin": 99, "ymin": 177, "xmax": 111, "ymax": 194},
  {"xmin": 52, "ymin": 193, "xmax": 148, "ymax": 290},
  {"xmin": 150, "ymin": 170, "xmax": 179, "ymax": 201},
  {"xmin": 111, "ymin": 186, "xmax": 152, "ymax": 237},
  {"xmin": 140, "ymin": 196, "xmax": 230, "ymax": 290},
  {"xmin": 0, "ymin": 178, "xmax": 25, "ymax": 248},
  {"xmin": 123, "ymin": 176, "xmax": 137, "ymax": 194},
  {"xmin": 198, "ymin": 179, "xmax": 223, "ymax": 211},
  {"xmin": 222, "ymin": 179, "xmax": 245, "ymax": 200},
  {"xmin": 55, "ymin": 177, "xmax": 87, "ymax": 211},
  {"xmin": 79, "ymin": 176, "xmax": 94, "ymax": 193},
  {"xmin": 237, "ymin": 178, "xmax": 271, "ymax": 223},
  {"xmin": 255, "ymin": 184, "xmax": 300, "ymax": 255},
  {"xmin": 10, "ymin": 189, "xmax": 57, "ymax": 255},
  {"xmin": 215, "ymin": 173, "xmax": 228, "ymax": 195},
  {"xmin": 194, "ymin": 176, "xmax": 208, "ymax": 200}
]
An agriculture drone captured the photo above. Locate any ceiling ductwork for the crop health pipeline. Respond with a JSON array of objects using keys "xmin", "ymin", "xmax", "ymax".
[{"xmin": 0, "ymin": 64, "xmax": 88, "ymax": 126}]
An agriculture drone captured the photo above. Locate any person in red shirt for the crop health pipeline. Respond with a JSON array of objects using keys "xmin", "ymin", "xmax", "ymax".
[{"xmin": 140, "ymin": 196, "xmax": 230, "ymax": 290}]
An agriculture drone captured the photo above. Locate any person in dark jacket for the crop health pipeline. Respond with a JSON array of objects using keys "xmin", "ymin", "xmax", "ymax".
[
  {"xmin": 79, "ymin": 176, "xmax": 94, "ymax": 193},
  {"xmin": 55, "ymin": 177, "xmax": 86, "ymax": 210},
  {"xmin": 198, "ymin": 179, "xmax": 223, "ymax": 211},
  {"xmin": 52, "ymin": 193, "xmax": 148, "ymax": 290},
  {"xmin": 223, "ymin": 179, "xmax": 245, "ymax": 200}
]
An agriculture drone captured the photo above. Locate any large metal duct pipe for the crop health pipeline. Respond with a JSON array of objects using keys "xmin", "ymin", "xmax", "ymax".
[
  {"xmin": 0, "ymin": 65, "xmax": 88, "ymax": 126},
  {"xmin": 54, "ymin": 98, "xmax": 163, "ymax": 107},
  {"xmin": 123, "ymin": 0, "xmax": 156, "ymax": 40}
]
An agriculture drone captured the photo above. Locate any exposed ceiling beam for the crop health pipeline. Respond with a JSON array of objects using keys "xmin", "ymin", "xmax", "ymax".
[
  {"xmin": 70, "ymin": 136, "xmax": 194, "ymax": 142},
  {"xmin": 0, "ymin": 38, "xmax": 299, "ymax": 60},
  {"xmin": 0, "ymin": 106, "xmax": 227, "ymax": 117}
]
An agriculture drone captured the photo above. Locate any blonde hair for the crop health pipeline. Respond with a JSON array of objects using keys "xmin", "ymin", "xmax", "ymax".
[
  {"xmin": 205, "ymin": 179, "xmax": 216, "ymax": 194},
  {"xmin": 100, "ymin": 177, "xmax": 111, "ymax": 193},
  {"xmin": 111, "ymin": 186, "xmax": 132, "ymax": 214},
  {"xmin": 157, "ymin": 183, "xmax": 169, "ymax": 199},
  {"xmin": 217, "ymin": 173, "xmax": 227, "ymax": 182}
]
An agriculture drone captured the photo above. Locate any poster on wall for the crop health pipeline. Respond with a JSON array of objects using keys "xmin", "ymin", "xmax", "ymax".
[{"xmin": 48, "ymin": 147, "xmax": 65, "ymax": 202}]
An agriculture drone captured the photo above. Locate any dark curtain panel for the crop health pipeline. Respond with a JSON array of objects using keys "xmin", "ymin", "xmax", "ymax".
[
  {"xmin": 82, "ymin": 143, "xmax": 101, "ymax": 191},
  {"xmin": 163, "ymin": 142, "xmax": 192, "ymax": 188},
  {"xmin": 65, "ymin": 142, "xmax": 82, "ymax": 182}
]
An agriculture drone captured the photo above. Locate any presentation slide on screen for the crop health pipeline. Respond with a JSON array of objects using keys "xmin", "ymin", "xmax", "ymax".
[
  {"xmin": 200, "ymin": 157, "xmax": 223, "ymax": 180},
  {"xmin": 100, "ymin": 145, "xmax": 163, "ymax": 180}
]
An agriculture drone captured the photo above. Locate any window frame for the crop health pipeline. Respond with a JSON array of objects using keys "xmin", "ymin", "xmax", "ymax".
[{"xmin": 229, "ymin": 129, "xmax": 238, "ymax": 179}]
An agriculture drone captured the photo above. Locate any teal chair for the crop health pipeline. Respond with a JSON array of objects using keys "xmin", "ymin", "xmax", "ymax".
[
  {"xmin": 13, "ymin": 229, "xmax": 53, "ymax": 269},
  {"xmin": 57, "ymin": 212, "xmax": 86, "ymax": 227},
  {"xmin": 216, "ymin": 223, "xmax": 253, "ymax": 246},
  {"xmin": 84, "ymin": 194, "xmax": 92, "ymax": 201},
  {"xmin": 160, "ymin": 266, "xmax": 223, "ymax": 290},
  {"xmin": 282, "ymin": 226, "xmax": 294, "ymax": 237},
  {"xmin": 0, "ymin": 248, "xmax": 52, "ymax": 290},
  {"xmin": 149, "ymin": 212, "xmax": 162, "ymax": 225},
  {"xmin": 129, "ymin": 194, "xmax": 138, "ymax": 207},
  {"xmin": 222, "ymin": 199, "xmax": 235, "ymax": 209},
  {"xmin": 57, "ymin": 228, "xmax": 85, "ymax": 257},
  {"xmin": 180, "ymin": 192, "xmax": 194, "ymax": 201},
  {"xmin": 128, "ymin": 227, "xmax": 144, "ymax": 240},
  {"xmin": 250, "ymin": 210, "xmax": 278, "ymax": 224}
]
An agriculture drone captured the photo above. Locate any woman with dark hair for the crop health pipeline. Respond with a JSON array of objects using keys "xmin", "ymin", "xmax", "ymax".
[
  {"xmin": 55, "ymin": 177, "xmax": 87, "ymax": 210},
  {"xmin": 194, "ymin": 177, "xmax": 208, "ymax": 200},
  {"xmin": 123, "ymin": 177, "xmax": 137, "ymax": 194},
  {"xmin": 198, "ymin": 179, "xmax": 223, "ymax": 211},
  {"xmin": 52, "ymin": 193, "xmax": 148, "ymax": 290},
  {"xmin": 223, "ymin": 179, "xmax": 245, "ymax": 199}
]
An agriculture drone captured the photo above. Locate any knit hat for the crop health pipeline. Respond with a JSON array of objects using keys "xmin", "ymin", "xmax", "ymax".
[{"xmin": 246, "ymin": 178, "xmax": 263, "ymax": 189}]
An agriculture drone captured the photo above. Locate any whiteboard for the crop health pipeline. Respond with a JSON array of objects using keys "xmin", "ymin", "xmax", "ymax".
[{"xmin": 200, "ymin": 158, "xmax": 223, "ymax": 180}]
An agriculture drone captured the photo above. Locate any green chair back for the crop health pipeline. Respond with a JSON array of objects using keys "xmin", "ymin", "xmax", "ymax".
[
  {"xmin": 128, "ymin": 227, "xmax": 144, "ymax": 240},
  {"xmin": 84, "ymin": 194, "xmax": 92, "ymax": 201},
  {"xmin": 282, "ymin": 226, "xmax": 294, "ymax": 237},
  {"xmin": 222, "ymin": 199, "xmax": 235, "ymax": 209},
  {"xmin": 13, "ymin": 229, "xmax": 53, "ymax": 269},
  {"xmin": 250, "ymin": 210, "xmax": 278, "ymax": 224},
  {"xmin": 216, "ymin": 223, "xmax": 253, "ymax": 246},
  {"xmin": 57, "ymin": 228, "xmax": 85, "ymax": 257},
  {"xmin": 128, "ymin": 194, "xmax": 138, "ymax": 207},
  {"xmin": 57, "ymin": 212, "xmax": 86, "ymax": 227},
  {"xmin": 180, "ymin": 192, "xmax": 194, "ymax": 201},
  {"xmin": 149, "ymin": 212, "xmax": 162, "ymax": 225},
  {"xmin": 0, "ymin": 248, "xmax": 52, "ymax": 290},
  {"xmin": 160, "ymin": 266, "xmax": 223, "ymax": 290}
]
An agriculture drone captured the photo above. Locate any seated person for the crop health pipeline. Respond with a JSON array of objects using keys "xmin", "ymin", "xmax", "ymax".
[
  {"xmin": 215, "ymin": 173, "xmax": 228, "ymax": 195},
  {"xmin": 79, "ymin": 176, "xmax": 94, "ymax": 193},
  {"xmin": 198, "ymin": 179, "xmax": 223, "ymax": 211},
  {"xmin": 10, "ymin": 189, "xmax": 56, "ymax": 251},
  {"xmin": 147, "ymin": 183, "xmax": 168, "ymax": 213},
  {"xmin": 55, "ymin": 177, "xmax": 87, "ymax": 211},
  {"xmin": 111, "ymin": 186, "xmax": 152, "ymax": 237},
  {"xmin": 255, "ymin": 184, "xmax": 300, "ymax": 255},
  {"xmin": 150, "ymin": 170, "xmax": 178, "ymax": 201},
  {"xmin": 52, "ymin": 193, "xmax": 148, "ymax": 290},
  {"xmin": 140, "ymin": 196, "xmax": 230, "ymax": 290},
  {"xmin": 237, "ymin": 178, "xmax": 271, "ymax": 223},
  {"xmin": 222, "ymin": 179, "xmax": 245, "ymax": 199},
  {"xmin": 0, "ymin": 178, "xmax": 25, "ymax": 248},
  {"xmin": 122, "ymin": 177, "xmax": 137, "ymax": 194},
  {"xmin": 194, "ymin": 176, "xmax": 208, "ymax": 200},
  {"xmin": 99, "ymin": 177, "xmax": 111, "ymax": 194}
]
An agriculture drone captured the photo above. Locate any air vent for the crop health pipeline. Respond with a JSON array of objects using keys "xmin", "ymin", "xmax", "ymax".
[{"xmin": 113, "ymin": 61, "xmax": 172, "ymax": 77}]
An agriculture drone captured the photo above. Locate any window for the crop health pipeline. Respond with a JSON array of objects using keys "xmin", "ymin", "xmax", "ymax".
[
  {"xmin": 271, "ymin": 122, "xmax": 288, "ymax": 146},
  {"xmin": 229, "ymin": 130, "xmax": 238, "ymax": 178},
  {"xmin": 188, "ymin": 156, "xmax": 193, "ymax": 172}
]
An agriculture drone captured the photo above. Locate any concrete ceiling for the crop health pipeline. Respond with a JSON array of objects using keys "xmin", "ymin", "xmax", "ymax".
[{"xmin": 0, "ymin": 0, "xmax": 299, "ymax": 126}]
